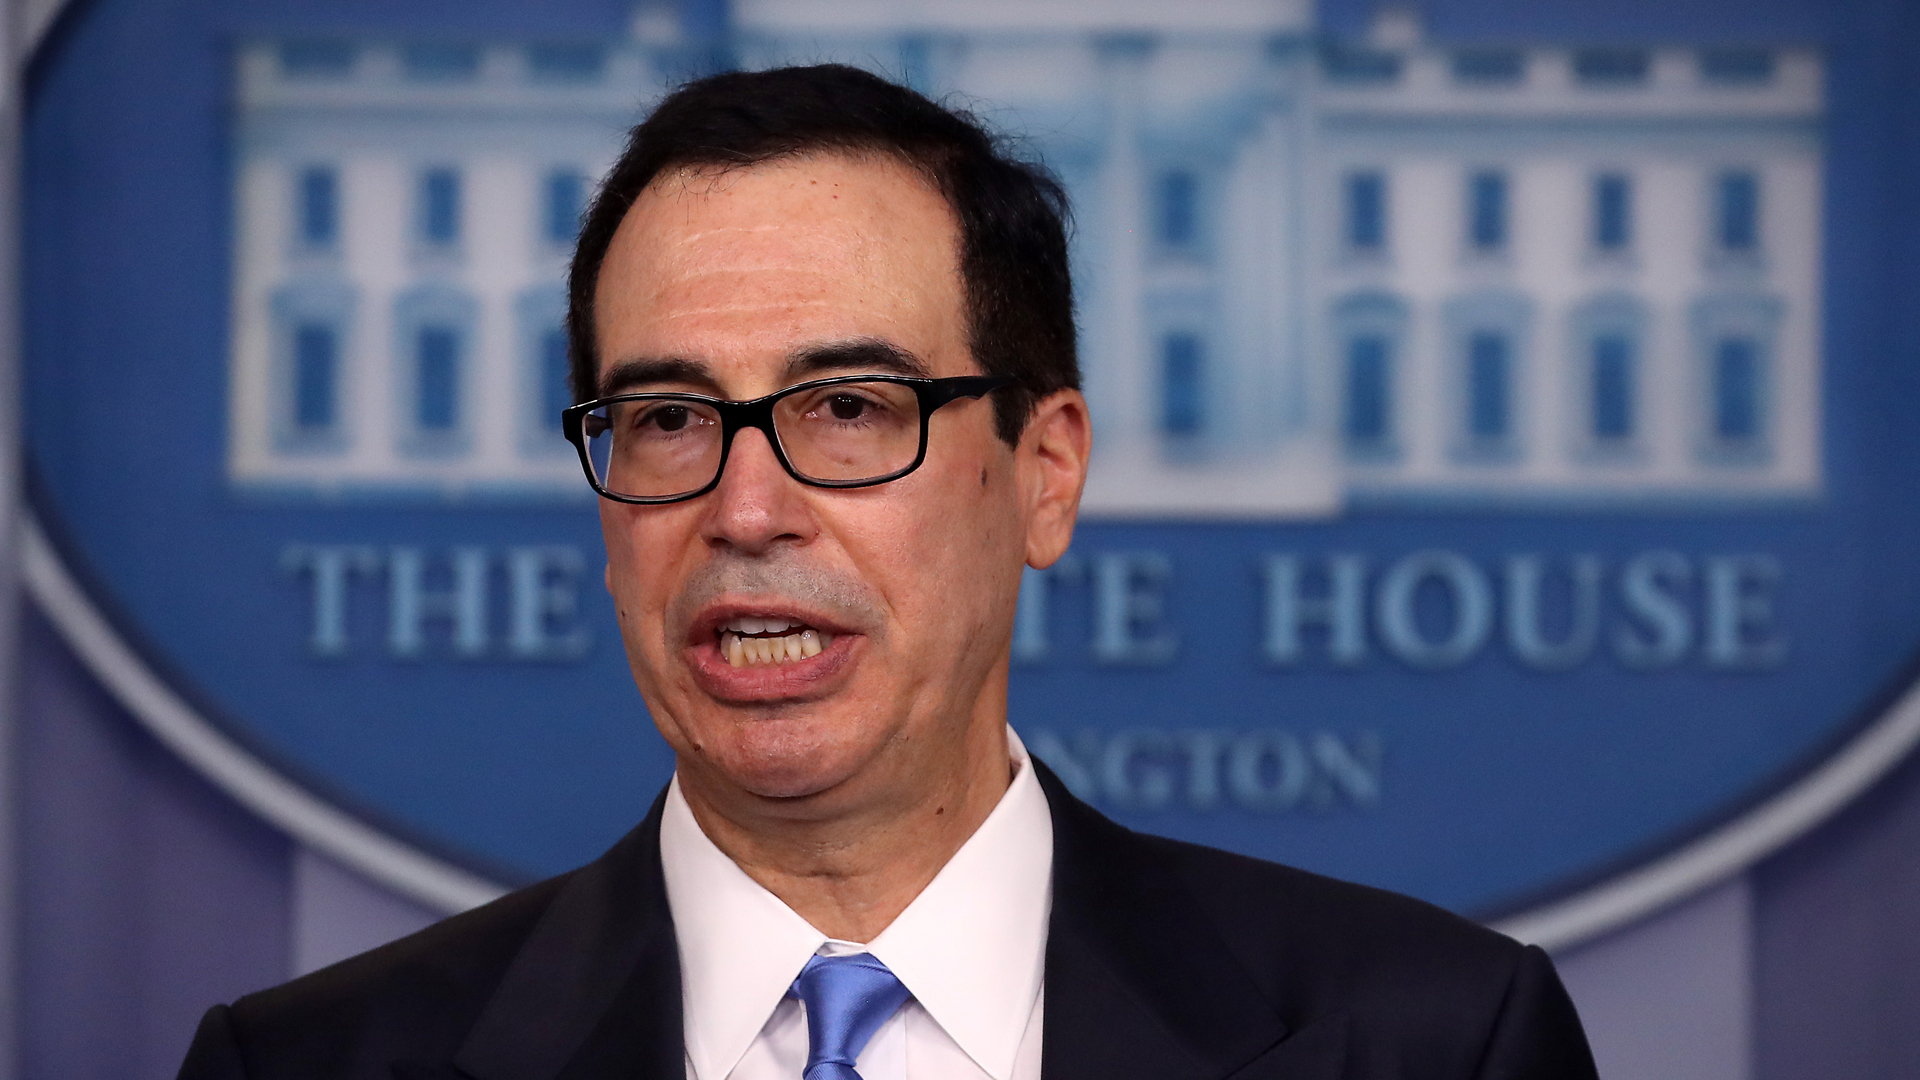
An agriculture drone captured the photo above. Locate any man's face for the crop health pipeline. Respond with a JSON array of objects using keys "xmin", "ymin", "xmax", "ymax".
[{"xmin": 593, "ymin": 152, "xmax": 1057, "ymax": 810}]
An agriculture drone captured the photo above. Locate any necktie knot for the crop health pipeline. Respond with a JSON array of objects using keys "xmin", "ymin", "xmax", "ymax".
[{"xmin": 790, "ymin": 953, "xmax": 912, "ymax": 1080}]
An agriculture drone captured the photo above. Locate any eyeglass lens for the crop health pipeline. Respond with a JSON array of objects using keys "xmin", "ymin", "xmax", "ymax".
[{"xmin": 583, "ymin": 380, "xmax": 925, "ymax": 499}]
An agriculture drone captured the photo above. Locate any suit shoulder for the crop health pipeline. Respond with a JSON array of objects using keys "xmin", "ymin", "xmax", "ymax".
[
  {"xmin": 1134, "ymin": 833, "xmax": 1594, "ymax": 1076},
  {"xmin": 1139, "ymin": 832, "xmax": 1525, "ymax": 993},
  {"xmin": 218, "ymin": 872, "xmax": 570, "ymax": 1072}
]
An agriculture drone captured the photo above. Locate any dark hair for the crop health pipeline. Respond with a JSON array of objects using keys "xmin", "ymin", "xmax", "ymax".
[{"xmin": 566, "ymin": 64, "xmax": 1078, "ymax": 445}]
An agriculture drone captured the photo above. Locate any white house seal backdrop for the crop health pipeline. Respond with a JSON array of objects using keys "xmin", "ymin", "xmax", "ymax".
[{"xmin": 25, "ymin": 0, "xmax": 1920, "ymax": 950}]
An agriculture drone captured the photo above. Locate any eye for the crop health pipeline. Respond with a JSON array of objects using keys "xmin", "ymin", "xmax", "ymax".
[
  {"xmin": 638, "ymin": 404, "xmax": 695, "ymax": 432},
  {"xmin": 827, "ymin": 394, "xmax": 868, "ymax": 421}
]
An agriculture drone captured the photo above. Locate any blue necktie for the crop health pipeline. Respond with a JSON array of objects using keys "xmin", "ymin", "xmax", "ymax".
[{"xmin": 789, "ymin": 953, "xmax": 913, "ymax": 1080}]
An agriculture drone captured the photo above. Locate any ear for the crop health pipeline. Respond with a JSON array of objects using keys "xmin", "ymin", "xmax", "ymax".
[{"xmin": 1017, "ymin": 389, "xmax": 1091, "ymax": 570}]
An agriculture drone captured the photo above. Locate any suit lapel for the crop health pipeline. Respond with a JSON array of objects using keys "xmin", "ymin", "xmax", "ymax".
[
  {"xmin": 1035, "ymin": 762, "xmax": 1343, "ymax": 1080},
  {"xmin": 444, "ymin": 762, "xmax": 1346, "ymax": 1080},
  {"xmin": 451, "ymin": 788, "xmax": 684, "ymax": 1080}
]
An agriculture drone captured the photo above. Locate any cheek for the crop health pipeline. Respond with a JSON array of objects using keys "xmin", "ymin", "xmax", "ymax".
[
  {"xmin": 599, "ymin": 507, "xmax": 685, "ymax": 648},
  {"xmin": 598, "ymin": 508, "xmax": 644, "ymax": 593},
  {"xmin": 845, "ymin": 462, "xmax": 1021, "ymax": 643}
]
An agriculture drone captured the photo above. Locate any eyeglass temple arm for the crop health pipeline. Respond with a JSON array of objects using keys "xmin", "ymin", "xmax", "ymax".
[{"xmin": 924, "ymin": 375, "xmax": 1014, "ymax": 410}]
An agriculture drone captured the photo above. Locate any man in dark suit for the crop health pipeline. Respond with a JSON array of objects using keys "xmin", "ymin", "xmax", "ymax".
[{"xmin": 180, "ymin": 64, "xmax": 1597, "ymax": 1080}]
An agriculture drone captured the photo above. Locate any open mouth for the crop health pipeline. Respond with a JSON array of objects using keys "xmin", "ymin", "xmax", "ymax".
[{"xmin": 717, "ymin": 616, "xmax": 836, "ymax": 668}]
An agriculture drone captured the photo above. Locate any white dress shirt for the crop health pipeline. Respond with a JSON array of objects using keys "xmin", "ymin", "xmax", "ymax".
[{"xmin": 660, "ymin": 727, "xmax": 1053, "ymax": 1080}]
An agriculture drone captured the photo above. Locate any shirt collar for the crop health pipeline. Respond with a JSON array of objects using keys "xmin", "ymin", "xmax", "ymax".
[{"xmin": 660, "ymin": 727, "xmax": 1054, "ymax": 1080}]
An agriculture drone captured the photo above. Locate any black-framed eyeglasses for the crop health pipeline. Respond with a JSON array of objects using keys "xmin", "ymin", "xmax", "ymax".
[{"xmin": 561, "ymin": 373, "xmax": 1013, "ymax": 505}]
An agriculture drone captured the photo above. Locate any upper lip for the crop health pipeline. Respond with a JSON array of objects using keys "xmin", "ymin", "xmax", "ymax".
[{"xmin": 686, "ymin": 599, "xmax": 860, "ymax": 645}]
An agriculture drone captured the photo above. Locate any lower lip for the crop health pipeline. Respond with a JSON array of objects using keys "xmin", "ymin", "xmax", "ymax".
[{"xmin": 685, "ymin": 632, "xmax": 859, "ymax": 702}]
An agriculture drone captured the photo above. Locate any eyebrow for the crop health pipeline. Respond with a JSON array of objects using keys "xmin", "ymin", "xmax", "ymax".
[
  {"xmin": 597, "ymin": 356, "xmax": 722, "ymax": 398},
  {"xmin": 595, "ymin": 338, "xmax": 932, "ymax": 399},
  {"xmin": 783, "ymin": 339, "xmax": 932, "ymax": 382}
]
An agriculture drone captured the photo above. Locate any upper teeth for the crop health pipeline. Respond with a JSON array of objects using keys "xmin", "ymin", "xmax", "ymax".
[
  {"xmin": 724, "ymin": 616, "xmax": 800, "ymax": 635},
  {"xmin": 720, "ymin": 627, "xmax": 828, "ymax": 667}
]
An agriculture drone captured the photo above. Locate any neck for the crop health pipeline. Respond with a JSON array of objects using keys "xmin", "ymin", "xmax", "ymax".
[{"xmin": 676, "ymin": 714, "xmax": 1013, "ymax": 943}]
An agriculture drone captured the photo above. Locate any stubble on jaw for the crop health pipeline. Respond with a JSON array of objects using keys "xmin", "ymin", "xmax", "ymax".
[{"xmin": 662, "ymin": 545, "xmax": 890, "ymax": 660}]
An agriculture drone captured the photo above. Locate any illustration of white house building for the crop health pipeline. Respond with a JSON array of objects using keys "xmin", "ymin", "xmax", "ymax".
[{"xmin": 226, "ymin": 0, "xmax": 1824, "ymax": 515}]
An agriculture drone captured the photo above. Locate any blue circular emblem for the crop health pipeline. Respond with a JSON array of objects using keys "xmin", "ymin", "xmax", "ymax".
[{"xmin": 24, "ymin": 0, "xmax": 1920, "ymax": 946}]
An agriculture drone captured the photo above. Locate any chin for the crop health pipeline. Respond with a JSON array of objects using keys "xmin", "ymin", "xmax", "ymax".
[{"xmin": 698, "ymin": 715, "xmax": 873, "ymax": 802}]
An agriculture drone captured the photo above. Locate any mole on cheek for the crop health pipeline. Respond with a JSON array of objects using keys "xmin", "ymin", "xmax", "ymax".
[{"xmin": 980, "ymin": 467, "xmax": 989, "ymax": 488}]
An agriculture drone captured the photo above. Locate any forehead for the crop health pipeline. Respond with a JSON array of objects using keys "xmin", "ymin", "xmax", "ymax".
[{"xmin": 592, "ymin": 152, "xmax": 968, "ymax": 392}]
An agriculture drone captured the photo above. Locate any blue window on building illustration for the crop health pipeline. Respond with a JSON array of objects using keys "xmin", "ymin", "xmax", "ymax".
[
  {"xmin": 272, "ymin": 281, "xmax": 355, "ymax": 453},
  {"xmin": 1690, "ymin": 293, "xmax": 1777, "ymax": 462},
  {"xmin": 1162, "ymin": 333, "xmax": 1204, "ymax": 437},
  {"xmin": 1443, "ymin": 292, "xmax": 1530, "ymax": 459},
  {"xmin": 1701, "ymin": 48, "xmax": 1774, "ymax": 85},
  {"xmin": 1452, "ymin": 48, "xmax": 1524, "ymax": 84},
  {"xmin": 1717, "ymin": 171, "xmax": 1759, "ymax": 252},
  {"xmin": 1346, "ymin": 172, "xmax": 1386, "ymax": 252},
  {"xmin": 1591, "ymin": 334, "xmax": 1635, "ymax": 441},
  {"xmin": 1467, "ymin": 332, "xmax": 1511, "ymax": 441},
  {"xmin": 527, "ymin": 43, "xmax": 605, "ymax": 82},
  {"xmin": 415, "ymin": 326, "xmax": 461, "ymax": 432},
  {"xmin": 298, "ymin": 166, "xmax": 338, "ymax": 248},
  {"xmin": 1573, "ymin": 47, "xmax": 1649, "ymax": 85},
  {"xmin": 280, "ymin": 40, "xmax": 355, "ymax": 78},
  {"xmin": 1345, "ymin": 336, "xmax": 1392, "ymax": 446},
  {"xmin": 393, "ymin": 286, "xmax": 474, "ymax": 452},
  {"xmin": 545, "ymin": 170, "xmax": 585, "ymax": 245},
  {"xmin": 1572, "ymin": 294, "xmax": 1645, "ymax": 454},
  {"xmin": 293, "ymin": 324, "xmax": 338, "ymax": 431},
  {"xmin": 1332, "ymin": 292, "xmax": 1408, "ymax": 458},
  {"xmin": 403, "ymin": 42, "xmax": 479, "ymax": 81},
  {"xmin": 1593, "ymin": 174, "xmax": 1631, "ymax": 252},
  {"xmin": 516, "ymin": 288, "xmax": 571, "ymax": 453},
  {"xmin": 420, "ymin": 168, "xmax": 462, "ymax": 246},
  {"xmin": 1713, "ymin": 337, "xmax": 1761, "ymax": 442},
  {"xmin": 1468, "ymin": 171, "xmax": 1508, "ymax": 251},
  {"xmin": 1320, "ymin": 42, "xmax": 1401, "ymax": 84},
  {"xmin": 1158, "ymin": 172, "xmax": 1198, "ymax": 249}
]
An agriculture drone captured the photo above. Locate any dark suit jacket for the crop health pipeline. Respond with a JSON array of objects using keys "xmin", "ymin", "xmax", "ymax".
[{"xmin": 178, "ymin": 762, "xmax": 1598, "ymax": 1080}]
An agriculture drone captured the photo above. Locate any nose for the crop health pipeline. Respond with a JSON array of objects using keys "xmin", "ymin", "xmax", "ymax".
[{"xmin": 699, "ymin": 425, "xmax": 815, "ymax": 555}]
